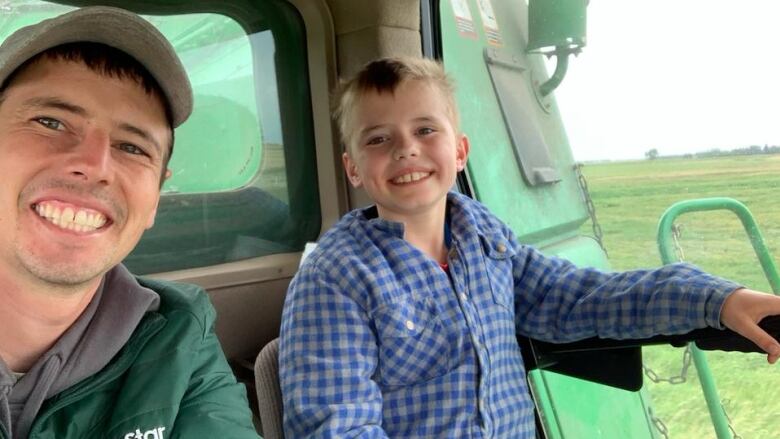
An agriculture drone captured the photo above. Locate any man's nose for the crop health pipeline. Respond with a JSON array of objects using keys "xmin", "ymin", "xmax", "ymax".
[{"xmin": 64, "ymin": 130, "xmax": 114, "ymax": 184}]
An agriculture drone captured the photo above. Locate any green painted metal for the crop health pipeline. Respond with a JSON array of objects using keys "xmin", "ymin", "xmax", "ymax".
[
  {"xmin": 527, "ymin": 0, "xmax": 585, "ymax": 97},
  {"xmin": 538, "ymin": 48, "xmax": 569, "ymax": 97},
  {"xmin": 439, "ymin": 0, "xmax": 589, "ymax": 247},
  {"xmin": 532, "ymin": 369, "xmax": 659, "ymax": 439},
  {"xmin": 690, "ymin": 346, "xmax": 731, "ymax": 439},
  {"xmin": 657, "ymin": 197, "xmax": 780, "ymax": 439},
  {"xmin": 527, "ymin": 0, "xmax": 587, "ymax": 53},
  {"xmin": 658, "ymin": 197, "xmax": 780, "ymax": 293}
]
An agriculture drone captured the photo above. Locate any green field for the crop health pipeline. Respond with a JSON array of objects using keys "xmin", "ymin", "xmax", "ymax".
[{"xmin": 579, "ymin": 155, "xmax": 780, "ymax": 439}]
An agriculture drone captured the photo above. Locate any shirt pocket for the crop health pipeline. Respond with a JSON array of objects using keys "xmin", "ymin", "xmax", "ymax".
[
  {"xmin": 480, "ymin": 231, "xmax": 516, "ymax": 312},
  {"xmin": 372, "ymin": 298, "xmax": 453, "ymax": 388}
]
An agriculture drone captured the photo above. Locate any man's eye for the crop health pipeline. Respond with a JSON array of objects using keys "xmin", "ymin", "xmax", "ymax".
[
  {"xmin": 417, "ymin": 127, "xmax": 435, "ymax": 136},
  {"xmin": 35, "ymin": 117, "xmax": 64, "ymax": 131},
  {"xmin": 118, "ymin": 143, "xmax": 147, "ymax": 156}
]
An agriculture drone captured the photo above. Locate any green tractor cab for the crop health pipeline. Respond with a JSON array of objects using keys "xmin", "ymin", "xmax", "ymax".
[{"xmin": 3, "ymin": 1, "xmax": 778, "ymax": 438}]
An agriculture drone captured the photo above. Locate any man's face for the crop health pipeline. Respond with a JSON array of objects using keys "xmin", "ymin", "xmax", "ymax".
[
  {"xmin": 342, "ymin": 79, "xmax": 469, "ymax": 222},
  {"xmin": 0, "ymin": 58, "xmax": 170, "ymax": 290}
]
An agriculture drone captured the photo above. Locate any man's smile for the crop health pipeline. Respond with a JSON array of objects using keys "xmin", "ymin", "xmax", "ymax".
[{"xmin": 33, "ymin": 201, "xmax": 109, "ymax": 233}]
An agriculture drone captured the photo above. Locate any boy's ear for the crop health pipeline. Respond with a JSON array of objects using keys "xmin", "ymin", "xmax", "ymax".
[
  {"xmin": 455, "ymin": 134, "xmax": 470, "ymax": 172},
  {"xmin": 342, "ymin": 151, "xmax": 363, "ymax": 188}
]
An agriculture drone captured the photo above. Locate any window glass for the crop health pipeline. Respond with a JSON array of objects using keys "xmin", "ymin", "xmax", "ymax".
[
  {"xmin": 2, "ymin": 1, "xmax": 321, "ymax": 274},
  {"xmin": 159, "ymin": 15, "xmax": 265, "ymax": 193}
]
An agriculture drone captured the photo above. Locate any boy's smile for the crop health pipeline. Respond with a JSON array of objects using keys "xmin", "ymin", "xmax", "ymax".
[{"xmin": 342, "ymin": 79, "xmax": 469, "ymax": 224}]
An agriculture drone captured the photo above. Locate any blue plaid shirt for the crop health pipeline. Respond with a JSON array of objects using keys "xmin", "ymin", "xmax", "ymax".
[{"xmin": 279, "ymin": 192, "xmax": 739, "ymax": 438}]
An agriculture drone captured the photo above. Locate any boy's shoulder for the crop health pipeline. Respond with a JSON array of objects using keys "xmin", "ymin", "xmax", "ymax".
[
  {"xmin": 448, "ymin": 191, "xmax": 511, "ymax": 236},
  {"xmin": 298, "ymin": 208, "xmax": 372, "ymax": 271}
]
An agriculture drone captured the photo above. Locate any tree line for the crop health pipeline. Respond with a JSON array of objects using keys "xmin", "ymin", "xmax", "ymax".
[{"xmin": 645, "ymin": 145, "xmax": 780, "ymax": 160}]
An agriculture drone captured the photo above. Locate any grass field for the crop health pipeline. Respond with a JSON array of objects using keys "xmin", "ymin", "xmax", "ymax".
[{"xmin": 579, "ymin": 155, "xmax": 780, "ymax": 439}]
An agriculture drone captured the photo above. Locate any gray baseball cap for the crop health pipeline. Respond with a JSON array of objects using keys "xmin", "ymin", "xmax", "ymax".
[{"xmin": 0, "ymin": 6, "xmax": 193, "ymax": 127}]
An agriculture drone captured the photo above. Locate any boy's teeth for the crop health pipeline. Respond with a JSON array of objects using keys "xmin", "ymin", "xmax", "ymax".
[
  {"xmin": 394, "ymin": 171, "xmax": 430, "ymax": 184},
  {"xmin": 35, "ymin": 202, "xmax": 107, "ymax": 232}
]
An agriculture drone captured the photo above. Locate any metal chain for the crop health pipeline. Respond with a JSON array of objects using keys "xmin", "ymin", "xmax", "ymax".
[
  {"xmin": 574, "ymin": 163, "xmax": 607, "ymax": 256},
  {"xmin": 644, "ymin": 345, "xmax": 692, "ymax": 439},
  {"xmin": 647, "ymin": 407, "xmax": 670, "ymax": 439},
  {"xmin": 643, "ymin": 344, "xmax": 692, "ymax": 385},
  {"xmin": 721, "ymin": 399, "xmax": 743, "ymax": 439},
  {"xmin": 671, "ymin": 223, "xmax": 685, "ymax": 261}
]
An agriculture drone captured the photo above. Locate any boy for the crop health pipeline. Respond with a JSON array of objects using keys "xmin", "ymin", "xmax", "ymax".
[{"xmin": 279, "ymin": 57, "xmax": 780, "ymax": 438}]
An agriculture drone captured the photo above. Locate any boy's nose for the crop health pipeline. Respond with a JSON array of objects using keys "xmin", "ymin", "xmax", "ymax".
[{"xmin": 393, "ymin": 134, "xmax": 420, "ymax": 160}]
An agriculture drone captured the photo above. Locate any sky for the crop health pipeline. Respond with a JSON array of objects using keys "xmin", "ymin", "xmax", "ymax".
[{"xmin": 553, "ymin": 1, "xmax": 780, "ymax": 161}]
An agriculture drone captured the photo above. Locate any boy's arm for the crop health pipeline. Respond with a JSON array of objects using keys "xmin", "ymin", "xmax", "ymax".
[
  {"xmin": 279, "ymin": 267, "xmax": 389, "ymax": 438},
  {"xmin": 510, "ymin": 241, "xmax": 741, "ymax": 342}
]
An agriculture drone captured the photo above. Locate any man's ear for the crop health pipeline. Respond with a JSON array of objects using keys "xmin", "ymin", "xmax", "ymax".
[
  {"xmin": 146, "ymin": 169, "xmax": 171, "ymax": 229},
  {"xmin": 145, "ymin": 196, "xmax": 161, "ymax": 229},
  {"xmin": 455, "ymin": 134, "xmax": 470, "ymax": 172},
  {"xmin": 342, "ymin": 151, "xmax": 363, "ymax": 188}
]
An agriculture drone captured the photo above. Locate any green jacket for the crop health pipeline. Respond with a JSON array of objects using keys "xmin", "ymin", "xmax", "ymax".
[{"xmin": 10, "ymin": 278, "xmax": 260, "ymax": 439}]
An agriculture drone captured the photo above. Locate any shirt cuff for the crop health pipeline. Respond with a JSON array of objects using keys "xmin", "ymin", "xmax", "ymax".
[{"xmin": 706, "ymin": 281, "xmax": 743, "ymax": 329}]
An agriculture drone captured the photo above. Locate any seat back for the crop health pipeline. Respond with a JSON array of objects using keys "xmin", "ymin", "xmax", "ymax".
[{"xmin": 254, "ymin": 338, "xmax": 284, "ymax": 439}]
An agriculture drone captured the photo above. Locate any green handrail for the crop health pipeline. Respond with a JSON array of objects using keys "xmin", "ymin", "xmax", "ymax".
[
  {"xmin": 657, "ymin": 197, "xmax": 780, "ymax": 439},
  {"xmin": 658, "ymin": 197, "xmax": 780, "ymax": 293}
]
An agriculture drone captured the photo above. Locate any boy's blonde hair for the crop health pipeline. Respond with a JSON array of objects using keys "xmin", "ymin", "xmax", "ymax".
[{"xmin": 334, "ymin": 57, "xmax": 460, "ymax": 154}]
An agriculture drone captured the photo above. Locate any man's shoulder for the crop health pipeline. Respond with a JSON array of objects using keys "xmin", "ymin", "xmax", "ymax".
[{"xmin": 136, "ymin": 277, "xmax": 214, "ymax": 329}]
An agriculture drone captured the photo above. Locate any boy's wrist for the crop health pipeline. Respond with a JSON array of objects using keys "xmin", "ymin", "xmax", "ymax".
[{"xmin": 711, "ymin": 284, "xmax": 745, "ymax": 328}]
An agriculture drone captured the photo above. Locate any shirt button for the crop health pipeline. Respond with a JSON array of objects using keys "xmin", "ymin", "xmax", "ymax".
[
  {"xmin": 406, "ymin": 320, "xmax": 415, "ymax": 331},
  {"xmin": 460, "ymin": 293, "xmax": 468, "ymax": 301},
  {"xmin": 496, "ymin": 244, "xmax": 507, "ymax": 253}
]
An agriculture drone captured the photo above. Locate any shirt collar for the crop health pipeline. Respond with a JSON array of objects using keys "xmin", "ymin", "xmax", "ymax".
[{"xmin": 359, "ymin": 205, "xmax": 406, "ymax": 238}]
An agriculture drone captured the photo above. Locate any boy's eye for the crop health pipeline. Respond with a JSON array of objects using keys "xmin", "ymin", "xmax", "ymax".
[
  {"xmin": 34, "ymin": 117, "xmax": 64, "ymax": 131},
  {"xmin": 417, "ymin": 127, "xmax": 435, "ymax": 136},
  {"xmin": 366, "ymin": 135, "xmax": 388, "ymax": 146},
  {"xmin": 118, "ymin": 143, "xmax": 148, "ymax": 156}
]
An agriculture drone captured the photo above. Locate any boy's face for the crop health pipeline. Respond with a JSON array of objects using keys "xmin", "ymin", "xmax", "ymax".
[{"xmin": 342, "ymin": 79, "xmax": 469, "ymax": 223}]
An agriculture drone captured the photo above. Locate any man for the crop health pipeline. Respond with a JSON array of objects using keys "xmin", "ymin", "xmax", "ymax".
[{"xmin": 0, "ymin": 7, "xmax": 259, "ymax": 438}]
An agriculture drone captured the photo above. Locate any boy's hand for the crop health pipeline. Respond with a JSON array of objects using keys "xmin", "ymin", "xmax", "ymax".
[{"xmin": 720, "ymin": 288, "xmax": 780, "ymax": 364}]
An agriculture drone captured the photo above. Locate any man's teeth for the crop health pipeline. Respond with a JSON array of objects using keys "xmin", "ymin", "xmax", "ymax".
[
  {"xmin": 35, "ymin": 204, "xmax": 107, "ymax": 232},
  {"xmin": 393, "ymin": 171, "xmax": 431, "ymax": 184}
]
